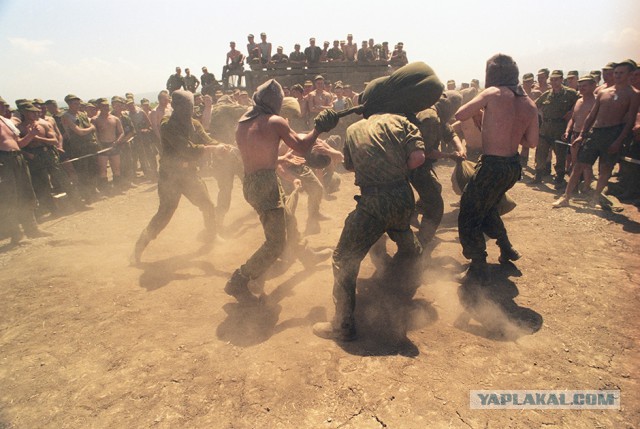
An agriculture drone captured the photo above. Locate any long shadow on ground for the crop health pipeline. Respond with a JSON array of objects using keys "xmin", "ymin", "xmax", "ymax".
[
  {"xmin": 337, "ymin": 256, "xmax": 438, "ymax": 357},
  {"xmin": 454, "ymin": 262, "xmax": 543, "ymax": 341}
]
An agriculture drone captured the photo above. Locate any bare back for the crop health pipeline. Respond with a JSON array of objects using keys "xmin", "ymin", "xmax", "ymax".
[{"xmin": 456, "ymin": 87, "xmax": 538, "ymax": 157}]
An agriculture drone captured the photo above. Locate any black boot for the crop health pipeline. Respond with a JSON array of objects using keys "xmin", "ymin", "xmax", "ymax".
[
  {"xmin": 458, "ymin": 258, "xmax": 489, "ymax": 285},
  {"xmin": 224, "ymin": 269, "xmax": 257, "ymax": 303}
]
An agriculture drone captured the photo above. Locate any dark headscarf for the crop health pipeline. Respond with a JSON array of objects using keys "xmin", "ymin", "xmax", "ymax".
[
  {"xmin": 239, "ymin": 79, "xmax": 284, "ymax": 122},
  {"xmin": 435, "ymin": 90, "xmax": 463, "ymax": 124},
  {"xmin": 485, "ymin": 53, "xmax": 526, "ymax": 97}
]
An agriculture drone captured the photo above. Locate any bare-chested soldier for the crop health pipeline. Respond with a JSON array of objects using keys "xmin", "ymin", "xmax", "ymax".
[
  {"xmin": 554, "ymin": 60, "xmax": 640, "ymax": 208},
  {"xmin": 0, "ymin": 99, "xmax": 50, "ymax": 243},
  {"xmin": 557, "ymin": 75, "xmax": 598, "ymax": 195},
  {"xmin": 91, "ymin": 98, "xmax": 124, "ymax": 193},
  {"xmin": 534, "ymin": 68, "xmax": 550, "ymax": 94},
  {"xmin": 452, "ymin": 114, "xmax": 483, "ymax": 162},
  {"xmin": 595, "ymin": 62, "xmax": 616, "ymax": 95},
  {"xmin": 224, "ymin": 79, "xmax": 339, "ymax": 303},
  {"xmin": 307, "ymin": 75, "xmax": 334, "ymax": 119},
  {"xmin": 150, "ymin": 90, "xmax": 173, "ymax": 141},
  {"xmin": 343, "ymin": 34, "xmax": 357, "ymax": 62},
  {"xmin": 455, "ymin": 54, "xmax": 539, "ymax": 283}
]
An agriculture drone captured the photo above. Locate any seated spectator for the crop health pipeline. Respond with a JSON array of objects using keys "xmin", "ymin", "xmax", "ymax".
[
  {"xmin": 327, "ymin": 40, "xmax": 345, "ymax": 62},
  {"xmin": 344, "ymin": 34, "xmax": 357, "ymax": 62},
  {"xmin": 258, "ymin": 32, "xmax": 272, "ymax": 64},
  {"xmin": 389, "ymin": 42, "xmax": 408, "ymax": 67},
  {"xmin": 246, "ymin": 34, "xmax": 257, "ymax": 57},
  {"xmin": 380, "ymin": 42, "xmax": 390, "ymax": 61},
  {"xmin": 357, "ymin": 40, "xmax": 374, "ymax": 63},
  {"xmin": 289, "ymin": 44, "xmax": 306, "ymax": 67},
  {"xmin": 270, "ymin": 46, "xmax": 289, "ymax": 64},
  {"xmin": 222, "ymin": 41, "xmax": 245, "ymax": 88},
  {"xmin": 320, "ymin": 41, "xmax": 330, "ymax": 62}
]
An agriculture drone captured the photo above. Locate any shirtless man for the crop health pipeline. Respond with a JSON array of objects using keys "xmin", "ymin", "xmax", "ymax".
[
  {"xmin": 561, "ymin": 75, "xmax": 597, "ymax": 189},
  {"xmin": 522, "ymin": 73, "xmax": 542, "ymax": 101},
  {"xmin": 92, "ymin": 98, "xmax": 124, "ymax": 192},
  {"xmin": 454, "ymin": 54, "xmax": 539, "ymax": 283},
  {"xmin": 223, "ymin": 41, "xmax": 244, "ymax": 88},
  {"xmin": 343, "ymin": 34, "xmax": 357, "ymax": 62},
  {"xmin": 224, "ymin": 79, "xmax": 339, "ymax": 303},
  {"xmin": 595, "ymin": 62, "xmax": 616, "ymax": 95},
  {"xmin": 0, "ymin": 100, "xmax": 50, "ymax": 243},
  {"xmin": 150, "ymin": 90, "xmax": 173, "ymax": 141},
  {"xmin": 452, "ymin": 115, "xmax": 483, "ymax": 162},
  {"xmin": 307, "ymin": 75, "xmax": 334, "ymax": 118},
  {"xmin": 554, "ymin": 60, "xmax": 640, "ymax": 208},
  {"xmin": 18, "ymin": 102, "xmax": 85, "ymax": 214},
  {"xmin": 534, "ymin": 68, "xmax": 550, "ymax": 94}
]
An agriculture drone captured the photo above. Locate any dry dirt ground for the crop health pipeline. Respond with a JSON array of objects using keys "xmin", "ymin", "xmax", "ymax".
[{"xmin": 0, "ymin": 161, "xmax": 639, "ymax": 428}]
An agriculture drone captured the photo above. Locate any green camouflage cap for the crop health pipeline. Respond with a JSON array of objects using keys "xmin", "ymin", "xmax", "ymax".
[
  {"xmin": 111, "ymin": 95, "xmax": 126, "ymax": 104},
  {"xmin": 32, "ymin": 98, "xmax": 45, "ymax": 105},
  {"xmin": 87, "ymin": 99, "xmax": 98, "ymax": 106},
  {"xmin": 567, "ymin": 70, "xmax": 579, "ymax": 78},
  {"xmin": 95, "ymin": 97, "xmax": 110, "ymax": 106},
  {"xmin": 0, "ymin": 96, "xmax": 8, "ymax": 106},
  {"xmin": 590, "ymin": 70, "xmax": 601, "ymax": 77},
  {"xmin": 15, "ymin": 98, "xmax": 29, "ymax": 106},
  {"xmin": 140, "ymin": 98, "xmax": 150, "ymax": 104},
  {"xmin": 537, "ymin": 68, "xmax": 550, "ymax": 76},
  {"xmin": 64, "ymin": 94, "xmax": 81, "ymax": 103},
  {"xmin": 44, "ymin": 99, "xmax": 58, "ymax": 105},
  {"xmin": 522, "ymin": 73, "xmax": 535, "ymax": 81},
  {"xmin": 602, "ymin": 62, "xmax": 617, "ymax": 70},
  {"xmin": 550, "ymin": 69, "xmax": 563, "ymax": 78},
  {"xmin": 18, "ymin": 102, "xmax": 41, "ymax": 112},
  {"xmin": 578, "ymin": 75, "xmax": 595, "ymax": 83}
]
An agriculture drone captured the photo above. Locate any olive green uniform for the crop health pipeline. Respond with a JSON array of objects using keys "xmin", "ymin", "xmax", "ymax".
[
  {"xmin": 22, "ymin": 143, "xmax": 83, "ymax": 213},
  {"xmin": 62, "ymin": 111, "xmax": 99, "ymax": 200},
  {"xmin": 142, "ymin": 117, "xmax": 218, "ymax": 241},
  {"xmin": 332, "ymin": 113, "xmax": 423, "ymax": 328},
  {"xmin": 410, "ymin": 107, "xmax": 452, "ymax": 245},
  {"xmin": 535, "ymin": 86, "xmax": 579, "ymax": 179},
  {"xmin": 0, "ymin": 150, "xmax": 39, "ymax": 239}
]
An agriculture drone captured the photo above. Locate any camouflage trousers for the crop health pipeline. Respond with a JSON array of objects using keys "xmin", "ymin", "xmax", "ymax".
[
  {"xmin": 238, "ymin": 169, "xmax": 302, "ymax": 280},
  {"xmin": 0, "ymin": 151, "xmax": 38, "ymax": 237},
  {"xmin": 458, "ymin": 154, "xmax": 521, "ymax": 261},
  {"xmin": 144, "ymin": 166, "xmax": 216, "ymax": 240},
  {"xmin": 410, "ymin": 163, "xmax": 443, "ymax": 245},
  {"xmin": 332, "ymin": 184, "xmax": 422, "ymax": 321},
  {"xmin": 283, "ymin": 164, "xmax": 324, "ymax": 218},
  {"xmin": 24, "ymin": 146, "xmax": 82, "ymax": 212}
]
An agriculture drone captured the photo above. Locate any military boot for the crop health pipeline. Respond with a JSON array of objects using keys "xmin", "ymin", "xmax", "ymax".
[
  {"xmin": 313, "ymin": 316, "xmax": 356, "ymax": 342},
  {"xmin": 224, "ymin": 269, "xmax": 257, "ymax": 303}
]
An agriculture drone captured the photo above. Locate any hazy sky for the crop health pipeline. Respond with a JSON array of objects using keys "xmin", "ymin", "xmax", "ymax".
[{"xmin": 0, "ymin": 0, "xmax": 638, "ymax": 105}]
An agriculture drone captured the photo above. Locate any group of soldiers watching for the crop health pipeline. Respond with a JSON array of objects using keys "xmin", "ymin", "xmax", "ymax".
[{"xmin": 1, "ymin": 56, "xmax": 639, "ymax": 248}]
